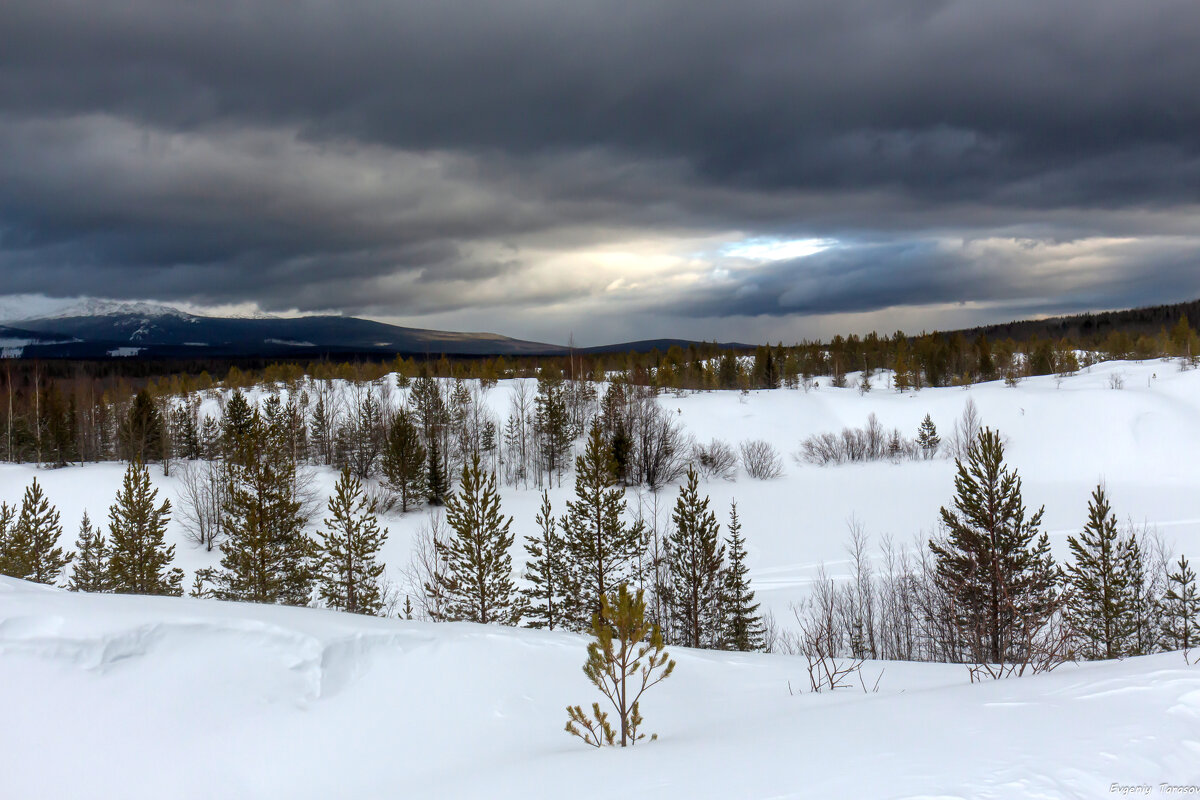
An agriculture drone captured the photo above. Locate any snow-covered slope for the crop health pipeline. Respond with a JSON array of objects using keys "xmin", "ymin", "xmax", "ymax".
[{"xmin": 1, "ymin": 575, "xmax": 1197, "ymax": 799}]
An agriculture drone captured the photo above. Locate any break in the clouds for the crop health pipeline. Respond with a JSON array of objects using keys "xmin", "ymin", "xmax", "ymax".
[{"xmin": 1, "ymin": 0, "xmax": 1199, "ymax": 344}]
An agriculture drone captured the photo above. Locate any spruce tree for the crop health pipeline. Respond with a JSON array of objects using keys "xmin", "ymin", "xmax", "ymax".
[
  {"xmin": 561, "ymin": 420, "xmax": 645, "ymax": 629},
  {"xmin": 0, "ymin": 502, "xmax": 14, "ymax": 576},
  {"xmin": 667, "ymin": 466, "xmax": 725, "ymax": 648},
  {"xmin": 426, "ymin": 434, "xmax": 447, "ymax": 506},
  {"xmin": 68, "ymin": 512, "xmax": 110, "ymax": 592},
  {"xmin": 1159, "ymin": 556, "xmax": 1200, "ymax": 652},
  {"xmin": 1065, "ymin": 484, "xmax": 1135, "ymax": 659},
  {"xmin": 315, "ymin": 467, "xmax": 389, "ymax": 615},
  {"xmin": 522, "ymin": 490, "xmax": 570, "ymax": 629},
  {"xmin": 107, "ymin": 462, "xmax": 183, "ymax": 595},
  {"xmin": 382, "ymin": 408, "xmax": 426, "ymax": 512},
  {"xmin": 121, "ymin": 390, "xmax": 164, "ymax": 466},
  {"xmin": 535, "ymin": 369, "xmax": 572, "ymax": 485},
  {"xmin": 213, "ymin": 417, "xmax": 312, "ymax": 605},
  {"xmin": 0, "ymin": 479, "xmax": 71, "ymax": 584},
  {"xmin": 930, "ymin": 428, "xmax": 1058, "ymax": 664},
  {"xmin": 1125, "ymin": 533, "xmax": 1156, "ymax": 655},
  {"xmin": 917, "ymin": 414, "xmax": 939, "ymax": 459},
  {"xmin": 429, "ymin": 454, "xmax": 519, "ymax": 624},
  {"xmin": 221, "ymin": 389, "xmax": 257, "ymax": 465},
  {"xmin": 722, "ymin": 501, "xmax": 765, "ymax": 651}
]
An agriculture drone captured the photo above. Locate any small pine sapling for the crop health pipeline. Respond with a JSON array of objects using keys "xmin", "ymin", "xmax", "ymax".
[{"xmin": 565, "ymin": 584, "xmax": 675, "ymax": 748}]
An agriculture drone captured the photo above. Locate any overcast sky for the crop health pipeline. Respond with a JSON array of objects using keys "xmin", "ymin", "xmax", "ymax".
[{"xmin": 2, "ymin": 0, "xmax": 1199, "ymax": 345}]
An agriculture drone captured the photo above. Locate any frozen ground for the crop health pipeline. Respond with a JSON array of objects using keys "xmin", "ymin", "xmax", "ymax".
[{"xmin": 2, "ymin": 359, "xmax": 1199, "ymax": 798}]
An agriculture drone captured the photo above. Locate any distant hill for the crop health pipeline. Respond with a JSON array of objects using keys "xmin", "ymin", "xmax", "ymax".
[
  {"xmin": 941, "ymin": 298, "xmax": 1200, "ymax": 343},
  {"xmin": 0, "ymin": 301, "xmax": 748, "ymax": 359}
]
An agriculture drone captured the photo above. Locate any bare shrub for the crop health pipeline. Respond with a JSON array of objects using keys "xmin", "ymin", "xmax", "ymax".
[
  {"xmin": 1109, "ymin": 371, "xmax": 1125, "ymax": 390},
  {"xmin": 739, "ymin": 439, "xmax": 784, "ymax": 480},
  {"xmin": 630, "ymin": 395, "xmax": 692, "ymax": 490},
  {"xmin": 946, "ymin": 398, "xmax": 982, "ymax": 461},
  {"xmin": 691, "ymin": 438, "xmax": 738, "ymax": 481},
  {"xmin": 401, "ymin": 511, "xmax": 451, "ymax": 621},
  {"xmin": 176, "ymin": 459, "xmax": 230, "ymax": 552},
  {"xmin": 797, "ymin": 415, "xmax": 919, "ymax": 466}
]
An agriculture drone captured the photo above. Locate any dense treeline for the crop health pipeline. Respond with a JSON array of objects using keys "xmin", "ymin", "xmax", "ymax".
[{"xmin": 2, "ymin": 311, "xmax": 1197, "ymax": 468}]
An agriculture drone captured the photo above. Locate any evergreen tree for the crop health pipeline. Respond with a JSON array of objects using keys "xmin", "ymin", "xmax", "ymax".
[
  {"xmin": 522, "ymin": 490, "xmax": 570, "ymax": 629},
  {"xmin": 382, "ymin": 407, "xmax": 426, "ymax": 512},
  {"xmin": 426, "ymin": 434, "xmax": 448, "ymax": 506},
  {"xmin": 667, "ymin": 467, "xmax": 725, "ymax": 648},
  {"xmin": 429, "ymin": 454, "xmax": 519, "ymax": 624},
  {"xmin": 722, "ymin": 501, "xmax": 764, "ymax": 651},
  {"xmin": 565, "ymin": 585, "xmax": 674, "ymax": 748},
  {"xmin": 930, "ymin": 428, "xmax": 1059, "ymax": 663},
  {"xmin": 107, "ymin": 462, "xmax": 183, "ymax": 595},
  {"xmin": 1065, "ymin": 484, "xmax": 1135, "ymax": 659},
  {"xmin": 121, "ymin": 390, "xmax": 164, "ymax": 466},
  {"xmin": 561, "ymin": 420, "xmax": 645, "ymax": 629},
  {"xmin": 221, "ymin": 389, "xmax": 257, "ymax": 465},
  {"xmin": 68, "ymin": 511, "xmax": 110, "ymax": 592},
  {"xmin": 1159, "ymin": 556, "xmax": 1200, "ymax": 652},
  {"xmin": 315, "ymin": 467, "xmax": 389, "ymax": 615},
  {"xmin": 1125, "ymin": 533, "xmax": 1156, "ymax": 656},
  {"xmin": 535, "ymin": 369, "xmax": 572, "ymax": 485},
  {"xmin": 0, "ymin": 479, "xmax": 71, "ymax": 584},
  {"xmin": 917, "ymin": 414, "xmax": 940, "ymax": 459},
  {"xmin": 212, "ymin": 418, "xmax": 312, "ymax": 605}
]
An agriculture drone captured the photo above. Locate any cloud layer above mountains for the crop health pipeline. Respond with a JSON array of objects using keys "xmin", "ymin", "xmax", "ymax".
[{"xmin": 2, "ymin": 0, "xmax": 1198, "ymax": 342}]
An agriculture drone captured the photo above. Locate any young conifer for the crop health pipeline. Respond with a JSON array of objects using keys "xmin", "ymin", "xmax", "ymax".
[
  {"xmin": 930, "ymin": 428, "xmax": 1058, "ymax": 663},
  {"xmin": 667, "ymin": 466, "xmax": 725, "ymax": 648},
  {"xmin": 426, "ymin": 435, "xmax": 447, "ymax": 506},
  {"xmin": 213, "ymin": 417, "xmax": 312, "ymax": 605},
  {"xmin": 315, "ymin": 467, "xmax": 389, "ymax": 615},
  {"xmin": 561, "ymin": 419, "xmax": 645, "ymax": 629},
  {"xmin": 1065, "ymin": 484, "xmax": 1135, "ymax": 659},
  {"xmin": 722, "ymin": 500, "xmax": 765, "ymax": 651},
  {"xmin": 1159, "ymin": 555, "xmax": 1200, "ymax": 653},
  {"xmin": 68, "ymin": 512, "xmax": 110, "ymax": 592},
  {"xmin": 565, "ymin": 585, "xmax": 674, "ymax": 748},
  {"xmin": 521, "ymin": 490, "xmax": 571, "ymax": 629},
  {"xmin": 107, "ymin": 462, "xmax": 182, "ymax": 595},
  {"xmin": 382, "ymin": 407, "xmax": 427, "ymax": 512},
  {"xmin": 428, "ymin": 454, "xmax": 519, "ymax": 624},
  {"xmin": 917, "ymin": 414, "xmax": 940, "ymax": 459},
  {"xmin": 0, "ymin": 479, "xmax": 71, "ymax": 584}
]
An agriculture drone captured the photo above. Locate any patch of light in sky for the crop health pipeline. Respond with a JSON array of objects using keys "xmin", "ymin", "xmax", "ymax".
[{"xmin": 723, "ymin": 237, "xmax": 834, "ymax": 261}]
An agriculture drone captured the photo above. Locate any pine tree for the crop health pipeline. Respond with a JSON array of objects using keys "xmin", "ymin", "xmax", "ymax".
[
  {"xmin": 426, "ymin": 434, "xmax": 447, "ymax": 506},
  {"xmin": 1159, "ymin": 556, "xmax": 1200, "ymax": 652},
  {"xmin": 382, "ymin": 408, "xmax": 426, "ymax": 512},
  {"xmin": 0, "ymin": 479, "xmax": 71, "ymax": 584},
  {"xmin": 667, "ymin": 466, "xmax": 725, "ymax": 648},
  {"xmin": 428, "ymin": 454, "xmax": 519, "ymax": 624},
  {"xmin": 121, "ymin": 390, "xmax": 164, "ymax": 466},
  {"xmin": 1125, "ymin": 533, "xmax": 1156, "ymax": 655},
  {"xmin": 561, "ymin": 420, "xmax": 645, "ymax": 629},
  {"xmin": 68, "ymin": 512, "xmax": 110, "ymax": 592},
  {"xmin": 722, "ymin": 501, "xmax": 764, "ymax": 651},
  {"xmin": 535, "ymin": 369, "xmax": 572, "ymax": 485},
  {"xmin": 565, "ymin": 585, "xmax": 675, "ymax": 748},
  {"xmin": 917, "ymin": 414, "xmax": 939, "ymax": 459},
  {"xmin": 930, "ymin": 428, "xmax": 1058, "ymax": 664},
  {"xmin": 1065, "ymin": 484, "xmax": 1135, "ymax": 659},
  {"xmin": 315, "ymin": 467, "xmax": 389, "ymax": 615},
  {"xmin": 107, "ymin": 462, "xmax": 183, "ymax": 595},
  {"xmin": 221, "ymin": 389, "xmax": 257, "ymax": 465},
  {"xmin": 522, "ymin": 490, "xmax": 570, "ymax": 629},
  {"xmin": 212, "ymin": 417, "xmax": 312, "ymax": 605}
]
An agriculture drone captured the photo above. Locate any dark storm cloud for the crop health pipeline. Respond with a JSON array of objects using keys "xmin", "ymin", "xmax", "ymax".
[{"xmin": 1, "ymin": 0, "xmax": 1199, "ymax": 325}]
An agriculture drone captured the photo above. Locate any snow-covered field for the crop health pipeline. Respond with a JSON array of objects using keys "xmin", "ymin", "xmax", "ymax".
[
  {"xmin": 2, "ymin": 359, "xmax": 1199, "ymax": 797},
  {"xmin": 2, "ymin": 576, "xmax": 1197, "ymax": 798}
]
